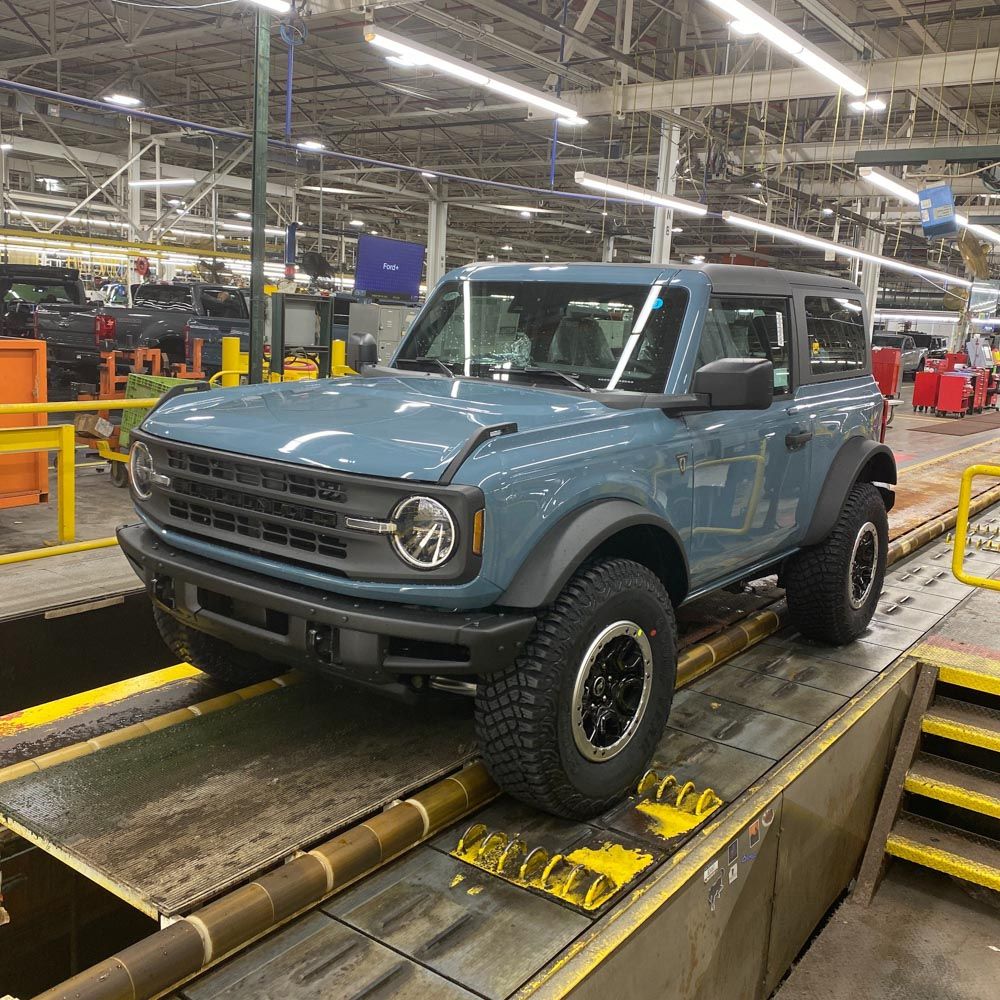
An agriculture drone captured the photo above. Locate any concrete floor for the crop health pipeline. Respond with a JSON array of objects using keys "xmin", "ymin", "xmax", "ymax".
[{"xmin": 774, "ymin": 864, "xmax": 1000, "ymax": 1000}]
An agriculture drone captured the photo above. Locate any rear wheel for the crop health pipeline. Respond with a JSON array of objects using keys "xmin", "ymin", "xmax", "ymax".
[
  {"xmin": 474, "ymin": 558, "xmax": 677, "ymax": 819},
  {"xmin": 784, "ymin": 483, "xmax": 888, "ymax": 645},
  {"xmin": 153, "ymin": 605, "xmax": 277, "ymax": 687}
]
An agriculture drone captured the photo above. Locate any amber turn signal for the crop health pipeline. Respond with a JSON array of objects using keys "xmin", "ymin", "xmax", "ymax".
[{"xmin": 472, "ymin": 509, "xmax": 485, "ymax": 555}]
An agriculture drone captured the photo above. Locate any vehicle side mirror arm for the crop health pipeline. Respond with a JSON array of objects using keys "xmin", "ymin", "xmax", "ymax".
[{"xmin": 653, "ymin": 393, "xmax": 711, "ymax": 414}]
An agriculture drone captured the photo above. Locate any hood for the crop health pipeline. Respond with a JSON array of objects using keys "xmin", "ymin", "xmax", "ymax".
[{"xmin": 140, "ymin": 374, "xmax": 616, "ymax": 482}]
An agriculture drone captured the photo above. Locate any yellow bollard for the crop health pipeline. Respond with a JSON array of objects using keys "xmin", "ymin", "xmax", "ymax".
[
  {"xmin": 332, "ymin": 338, "xmax": 346, "ymax": 372},
  {"xmin": 220, "ymin": 336, "xmax": 241, "ymax": 388}
]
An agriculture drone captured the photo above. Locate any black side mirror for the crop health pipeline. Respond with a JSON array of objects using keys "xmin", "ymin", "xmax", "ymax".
[{"xmin": 692, "ymin": 358, "xmax": 774, "ymax": 410}]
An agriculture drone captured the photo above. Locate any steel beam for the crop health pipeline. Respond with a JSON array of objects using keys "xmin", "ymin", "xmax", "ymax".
[
  {"xmin": 856, "ymin": 146, "xmax": 1000, "ymax": 166},
  {"xmin": 249, "ymin": 11, "xmax": 271, "ymax": 386},
  {"xmin": 568, "ymin": 46, "xmax": 1000, "ymax": 115}
]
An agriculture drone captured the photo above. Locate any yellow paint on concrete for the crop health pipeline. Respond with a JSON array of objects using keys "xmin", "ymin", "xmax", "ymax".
[
  {"xmin": 466, "ymin": 885, "xmax": 483, "ymax": 896},
  {"xmin": 634, "ymin": 799, "xmax": 711, "ymax": 840},
  {"xmin": 0, "ymin": 663, "xmax": 201, "ymax": 739},
  {"xmin": 904, "ymin": 773, "xmax": 1000, "ymax": 820},
  {"xmin": 886, "ymin": 833, "xmax": 1000, "ymax": 892},
  {"xmin": 911, "ymin": 643, "xmax": 1000, "ymax": 696},
  {"xmin": 921, "ymin": 714, "xmax": 1000, "ymax": 753},
  {"xmin": 564, "ymin": 842, "xmax": 655, "ymax": 888},
  {"xmin": 449, "ymin": 873, "xmax": 465, "ymax": 888}
]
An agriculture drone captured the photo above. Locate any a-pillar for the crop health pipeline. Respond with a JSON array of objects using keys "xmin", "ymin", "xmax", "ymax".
[
  {"xmin": 426, "ymin": 182, "xmax": 448, "ymax": 290},
  {"xmin": 650, "ymin": 121, "xmax": 680, "ymax": 264}
]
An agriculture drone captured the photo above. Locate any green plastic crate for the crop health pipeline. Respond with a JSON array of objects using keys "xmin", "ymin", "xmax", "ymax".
[{"xmin": 119, "ymin": 373, "xmax": 190, "ymax": 448}]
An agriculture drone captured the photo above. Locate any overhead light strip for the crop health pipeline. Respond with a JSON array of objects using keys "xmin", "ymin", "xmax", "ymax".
[
  {"xmin": 365, "ymin": 26, "xmax": 587, "ymax": 126},
  {"xmin": 702, "ymin": 0, "xmax": 868, "ymax": 97},
  {"xmin": 722, "ymin": 211, "xmax": 973, "ymax": 288},
  {"xmin": 574, "ymin": 171, "xmax": 708, "ymax": 216}
]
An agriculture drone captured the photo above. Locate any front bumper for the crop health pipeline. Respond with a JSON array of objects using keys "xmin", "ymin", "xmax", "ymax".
[{"xmin": 118, "ymin": 523, "xmax": 536, "ymax": 688}]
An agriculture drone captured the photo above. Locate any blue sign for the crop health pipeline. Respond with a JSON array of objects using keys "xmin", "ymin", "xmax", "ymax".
[
  {"xmin": 918, "ymin": 184, "xmax": 959, "ymax": 239},
  {"xmin": 355, "ymin": 235, "xmax": 426, "ymax": 300}
]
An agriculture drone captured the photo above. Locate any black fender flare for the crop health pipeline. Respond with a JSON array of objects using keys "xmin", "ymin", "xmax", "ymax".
[
  {"xmin": 498, "ymin": 499, "xmax": 689, "ymax": 609},
  {"xmin": 802, "ymin": 437, "xmax": 897, "ymax": 546}
]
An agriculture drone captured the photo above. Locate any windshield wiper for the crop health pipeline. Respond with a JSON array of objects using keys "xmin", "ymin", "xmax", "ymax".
[
  {"xmin": 394, "ymin": 356, "xmax": 456, "ymax": 377},
  {"xmin": 491, "ymin": 366, "xmax": 592, "ymax": 392}
]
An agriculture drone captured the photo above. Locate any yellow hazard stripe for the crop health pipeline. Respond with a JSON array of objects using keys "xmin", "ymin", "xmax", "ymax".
[
  {"xmin": 921, "ymin": 714, "xmax": 1000, "ymax": 753},
  {"xmin": 886, "ymin": 833, "xmax": 1000, "ymax": 892},
  {"xmin": 911, "ymin": 643, "xmax": 1000, "ymax": 697},
  {"xmin": 904, "ymin": 773, "xmax": 1000, "ymax": 820},
  {"xmin": 0, "ymin": 663, "xmax": 202, "ymax": 739}
]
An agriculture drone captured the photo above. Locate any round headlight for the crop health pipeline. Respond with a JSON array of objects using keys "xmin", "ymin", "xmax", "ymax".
[
  {"xmin": 129, "ymin": 441, "xmax": 155, "ymax": 500},
  {"xmin": 391, "ymin": 496, "xmax": 456, "ymax": 569}
]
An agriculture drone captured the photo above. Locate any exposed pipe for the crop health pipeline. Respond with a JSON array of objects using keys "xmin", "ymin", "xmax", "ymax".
[{"xmin": 249, "ymin": 12, "xmax": 270, "ymax": 385}]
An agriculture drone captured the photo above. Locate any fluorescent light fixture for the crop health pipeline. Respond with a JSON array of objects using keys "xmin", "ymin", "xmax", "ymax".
[
  {"xmin": 349, "ymin": 219, "xmax": 365, "ymax": 227},
  {"xmin": 873, "ymin": 310, "xmax": 959, "ymax": 324},
  {"xmin": 128, "ymin": 177, "xmax": 196, "ymax": 188},
  {"xmin": 501, "ymin": 244, "xmax": 513, "ymax": 251},
  {"xmin": 364, "ymin": 26, "xmax": 588, "ymax": 126},
  {"xmin": 369, "ymin": 230, "xmax": 379, "ymax": 235},
  {"xmin": 585, "ymin": 227, "xmax": 593, "ymax": 234},
  {"xmin": 850, "ymin": 97, "xmax": 887, "ymax": 113},
  {"xmin": 296, "ymin": 140, "xmax": 326, "ymax": 151},
  {"xmin": 575, "ymin": 171, "xmax": 708, "ymax": 216},
  {"xmin": 519, "ymin": 210, "xmax": 532, "ymax": 219},
  {"xmin": 0, "ymin": 143, "xmax": 11, "ymax": 152},
  {"xmin": 245, "ymin": 0, "xmax": 291, "ymax": 13},
  {"xmin": 168, "ymin": 198, "xmax": 184, "ymax": 207},
  {"xmin": 703, "ymin": 0, "xmax": 868, "ymax": 97},
  {"xmin": 722, "ymin": 210, "xmax": 973, "ymax": 288},
  {"xmin": 421, "ymin": 171, "xmax": 437, "ymax": 178},
  {"xmin": 672, "ymin": 226, "xmax": 684, "ymax": 233},
  {"xmin": 221, "ymin": 222, "xmax": 285, "ymax": 236},
  {"xmin": 301, "ymin": 186, "xmax": 357, "ymax": 195},
  {"xmin": 859, "ymin": 166, "xmax": 1000, "ymax": 244},
  {"xmin": 822, "ymin": 207, "xmax": 834, "ymax": 216},
  {"xmin": 234, "ymin": 211, "xmax": 252, "ymax": 219},
  {"xmin": 104, "ymin": 93, "xmax": 142, "ymax": 107},
  {"xmin": 489, "ymin": 204, "xmax": 559, "ymax": 215}
]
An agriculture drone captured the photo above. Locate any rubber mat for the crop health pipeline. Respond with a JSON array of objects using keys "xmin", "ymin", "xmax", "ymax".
[
  {"xmin": 910, "ymin": 410, "xmax": 1000, "ymax": 435},
  {"xmin": 0, "ymin": 680, "xmax": 475, "ymax": 917}
]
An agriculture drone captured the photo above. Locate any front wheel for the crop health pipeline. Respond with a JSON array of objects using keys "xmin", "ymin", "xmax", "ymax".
[
  {"xmin": 475, "ymin": 558, "xmax": 677, "ymax": 819},
  {"xmin": 784, "ymin": 483, "xmax": 888, "ymax": 645}
]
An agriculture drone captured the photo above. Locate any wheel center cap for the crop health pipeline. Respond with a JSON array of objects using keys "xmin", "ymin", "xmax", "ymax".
[{"xmin": 592, "ymin": 676, "xmax": 607, "ymax": 697}]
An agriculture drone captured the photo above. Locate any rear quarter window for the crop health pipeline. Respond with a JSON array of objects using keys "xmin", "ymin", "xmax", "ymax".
[{"xmin": 804, "ymin": 295, "xmax": 868, "ymax": 378}]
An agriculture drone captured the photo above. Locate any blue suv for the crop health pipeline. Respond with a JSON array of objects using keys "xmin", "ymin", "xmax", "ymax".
[{"xmin": 120, "ymin": 263, "xmax": 896, "ymax": 818}]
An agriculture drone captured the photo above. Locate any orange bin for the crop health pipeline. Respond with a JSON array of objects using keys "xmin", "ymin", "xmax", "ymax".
[{"xmin": 0, "ymin": 339, "xmax": 48, "ymax": 509}]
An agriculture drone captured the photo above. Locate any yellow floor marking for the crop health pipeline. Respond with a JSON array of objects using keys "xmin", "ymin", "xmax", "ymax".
[
  {"xmin": 0, "ymin": 663, "xmax": 201, "ymax": 739},
  {"xmin": 900, "ymin": 437, "xmax": 1000, "ymax": 475},
  {"xmin": 886, "ymin": 833, "xmax": 1000, "ymax": 892},
  {"xmin": 921, "ymin": 715, "xmax": 1000, "ymax": 753},
  {"xmin": 904, "ymin": 773, "xmax": 1000, "ymax": 820},
  {"xmin": 911, "ymin": 643, "xmax": 1000, "ymax": 697}
]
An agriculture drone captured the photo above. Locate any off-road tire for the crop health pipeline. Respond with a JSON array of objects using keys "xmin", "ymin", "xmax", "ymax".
[
  {"xmin": 475, "ymin": 558, "xmax": 677, "ymax": 819},
  {"xmin": 784, "ymin": 482, "xmax": 888, "ymax": 645},
  {"xmin": 153, "ymin": 605, "xmax": 277, "ymax": 687}
]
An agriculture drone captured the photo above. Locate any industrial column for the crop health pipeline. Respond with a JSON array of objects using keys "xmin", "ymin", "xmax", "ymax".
[
  {"xmin": 858, "ymin": 218, "xmax": 885, "ymax": 341},
  {"xmin": 248, "ymin": 10, "xmax": 272, "ymax": 385},
  {"xmin": 426, "ymin": 182, "xmax": 448, "ymax": 289},
  {"xmin": 650, "ymin": 122, "xmax": 680, "ymax": 264},
  {"xmin": 127, "ymin": 120, "xmax": 141, "ymax": 244}
]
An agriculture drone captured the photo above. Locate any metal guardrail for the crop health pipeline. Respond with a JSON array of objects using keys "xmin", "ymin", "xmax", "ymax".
[
  {"xmin": 951, "ymin": 463, "xmax": 1000, "ymax": 592},
  {"xmin": 0, "ymin": 398, "xmax": 157, "ymax": 565}
]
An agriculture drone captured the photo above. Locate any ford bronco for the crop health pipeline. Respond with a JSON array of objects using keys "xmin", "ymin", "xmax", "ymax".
[{"xmin": 119, "ymin": 263, "xmax": 896, "ymax": 818}]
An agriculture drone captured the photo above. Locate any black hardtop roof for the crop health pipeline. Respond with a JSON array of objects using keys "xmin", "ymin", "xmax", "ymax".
[{"xmin": 0, "ymin": 263, "xmax": 81, "ymax": 280}]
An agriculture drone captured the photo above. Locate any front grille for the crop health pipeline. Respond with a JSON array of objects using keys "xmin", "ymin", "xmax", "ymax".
[
  {"xmin": 172, "ymin": 478, "xmax": 340, "ymax": 531},
  {"xmin": 166, "ymin": 448, "xmax": 348, "ymax": 504},
  {"xmin": 167, "ymin": 495, "xmax": 348, "ymax": 560}
]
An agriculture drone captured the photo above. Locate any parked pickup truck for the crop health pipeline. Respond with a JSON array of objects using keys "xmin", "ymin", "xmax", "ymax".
[
  {"xmin": 1, "ymin": 264, "xmax": 87, "ymax": 339},
  {"xmin": 33, "ymin": 281, "xmax": 249, "ymax": 374},
  {"xmin": 120, "ymin": 262, "xmax": 895, "ymax": 818}
]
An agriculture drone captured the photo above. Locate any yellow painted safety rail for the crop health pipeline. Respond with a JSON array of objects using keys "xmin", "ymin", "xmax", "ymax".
[
  {"xmin": 951, "ymin": 463, "xmax": 1000, "ymax": 592},
  {"xmin": 0, "ymin": 398, "xmax": 156, "ymax": 565}
]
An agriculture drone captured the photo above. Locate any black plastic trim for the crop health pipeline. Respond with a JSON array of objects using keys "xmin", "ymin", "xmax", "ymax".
[
  {"xmin": 439, "ymin": 422, "xmax": 518, "ymax": 485},
  {"xmin": 802, "ymin": 437, "xmax": 897, "ymax": 546},
  {"xmin": 118, "ymin": 523, "xmax": 536, "ymax": 683},
  {"xmin": 498, "ymin": 499, "xmax": 689, "ymax": 608}
]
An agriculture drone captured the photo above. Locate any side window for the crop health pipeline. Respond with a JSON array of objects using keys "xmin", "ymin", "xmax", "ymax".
[
  {"xmin": 697, "ymin": 296, "xmax": 791, "ymax": 393},
  {"xmin": 804, "ymin": 296, "xmax": 867, "ymax": 377}
]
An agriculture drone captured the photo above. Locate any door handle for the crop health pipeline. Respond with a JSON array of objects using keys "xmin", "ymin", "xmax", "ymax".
[{"xmin": 785, "ymin": 430, "xmax": 813, "ymax": 451}]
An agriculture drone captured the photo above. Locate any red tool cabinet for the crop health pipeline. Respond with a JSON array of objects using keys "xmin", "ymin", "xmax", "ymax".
[
  {"xmin": 936, "ymin": 372, "xmax": 972, "ymax": 416},
  {"xmin": 912, "ymin": 370, "xmax": 940, "ymax": 412}
]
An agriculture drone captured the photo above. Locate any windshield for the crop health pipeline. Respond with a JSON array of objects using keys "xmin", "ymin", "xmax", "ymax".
[
  {"xmin": 396, "ymin": 280, "xmax": 689, "ymax": 392},
  {"xmin": 133, "ymin": 284, "xmax": 194, "ymax": 311},
  {"xmin": 2, "ymin": 279, "xmax": 83, "ymax": 306}
]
